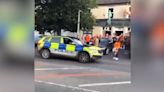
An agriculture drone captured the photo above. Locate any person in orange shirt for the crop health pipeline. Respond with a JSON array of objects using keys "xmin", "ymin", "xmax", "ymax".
[
  {"xmin": 85, "ymin": 34, "xmax": 90, "ymax": 45},
  {"xmin": 150, "ymin": 20, "xmax": 164, "ymax": 56},
  {"xmin": 113, "ymin": 39, "xmax": 121, "ymax": 61}
]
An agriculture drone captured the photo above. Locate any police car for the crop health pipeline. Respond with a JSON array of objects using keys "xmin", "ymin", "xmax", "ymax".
[{"xmin": 37, "ymin": 36, "xmax": 103, "ymax": 63}]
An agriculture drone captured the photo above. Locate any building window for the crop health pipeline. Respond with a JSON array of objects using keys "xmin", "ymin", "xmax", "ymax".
[
  {"xmin": 129, "ymin": 7, "xmax": 131, "ymax": 12},
  {"xmin": 103, "ymin": 27, "xmax": 105, "ymax": 30},
  {"xmin": 129, "ymin": 7, "xmax": 131, "ymax": 18},
  {"xmin": 125, "ymin": 6, "xmax": 131, "ymax": 18},
  {"xmin": 115, "ymin": 31, "xmax": 123, "ymax": 36},
  {"xmin": 103, "ymin": 27, "xmax": 109, "ymax": 31},
  {"xmin": 109, "ymin": 27, "xmax": 112, "ymax": 30},
  {"xmin": 128, "ymin": 27, "xmax": 131, "ymax": 31},
  {"xmin": 105, "ymin": 31, "xmax": 111, "ymax": 35}
]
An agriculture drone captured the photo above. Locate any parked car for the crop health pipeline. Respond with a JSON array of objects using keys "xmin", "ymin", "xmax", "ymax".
[{"xmin": 99, "ymin": 38, "xmax": 113, "ymax": 55}]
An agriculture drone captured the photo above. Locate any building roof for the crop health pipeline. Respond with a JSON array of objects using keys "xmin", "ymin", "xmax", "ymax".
[{"xmin": 96, "ymin": 0, "xmax": 130, "ymax": 5}]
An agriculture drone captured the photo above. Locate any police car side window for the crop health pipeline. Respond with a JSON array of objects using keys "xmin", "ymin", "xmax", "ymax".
[
  {"xmin": 51, "ymin": 37, "xmax": 61, "ymax": 43},
  {"xmin": 64, "ymin": 38, "xmax": 73, "ymax": 44}
]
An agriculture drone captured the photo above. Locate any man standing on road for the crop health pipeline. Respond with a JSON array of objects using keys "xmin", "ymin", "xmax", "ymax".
[
  {"xmin": 85, "ymin": 34, "xmax": 90, "ymax": 45},
  {"xmin": 94, "ymin": 36, "xmax": 99, "ymax": 47},
  {"xmin": 124, "ymin": 34, "xmax": 130, "ymax": 55},
  {"xmin": 113, "ymin": 39, "xmax": 121, "ymax": 61}
]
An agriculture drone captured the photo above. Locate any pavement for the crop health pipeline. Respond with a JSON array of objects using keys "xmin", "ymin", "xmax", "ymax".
[{"xmin": 35, "ymin": 50, "xmax": 131, "ymax": 92}]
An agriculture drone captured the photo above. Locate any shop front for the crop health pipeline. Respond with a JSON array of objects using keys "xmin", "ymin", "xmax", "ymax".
[{"xmin": 93, "ymin": 19, "xmax": 130, "ymax": 37}]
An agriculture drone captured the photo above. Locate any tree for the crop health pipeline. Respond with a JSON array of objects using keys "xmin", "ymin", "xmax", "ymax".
[{"xmin": 35, "ymin": 0, "xmax": 97, "ymax": 35}]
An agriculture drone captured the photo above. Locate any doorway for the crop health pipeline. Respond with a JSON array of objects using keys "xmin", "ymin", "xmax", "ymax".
[
  {"xmin": 115, "ymin": 31, "xmax": 123, "ymax": 36},
  {"xmin": 105, "ymin": 31, "xmax": 111, "ymax": 35}
]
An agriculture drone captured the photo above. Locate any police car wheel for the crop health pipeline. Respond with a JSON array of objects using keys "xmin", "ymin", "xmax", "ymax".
[
  {"xmin": 78, "ymin": 52, "xmax": 90, "ymax": 63},
  {"xmin": 41, "ymin": 49, "xmax": 50, "ymax": 59}
]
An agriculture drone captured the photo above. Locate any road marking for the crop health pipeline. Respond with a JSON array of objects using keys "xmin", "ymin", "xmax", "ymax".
[
  {"xmin": 35, "ymin": 67, "xmax": 86, "ymax": 71},
  {"xmin": 35, "ymin": 62, "xmax": 130, "ymax": 74},
  {"xmin": 36, "ymin": 72, "xmax": 128, "ymax": 79},
  {"xmin": 78, "ymin": 81, "xmax": 131, "ymax": 87},
  {"xmin": 35, "ymin": 80, "xmax": 99, "ymax": 92}
]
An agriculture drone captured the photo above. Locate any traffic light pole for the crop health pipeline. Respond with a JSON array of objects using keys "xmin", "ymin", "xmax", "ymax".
[{"xmin": 77, "ymin": 10, "xmax": 82, "ymax": 37}]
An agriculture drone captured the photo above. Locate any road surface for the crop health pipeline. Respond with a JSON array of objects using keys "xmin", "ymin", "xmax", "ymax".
[{"xmin": 35, "ymin": 50, "xmax": 131, "ymax": 92}]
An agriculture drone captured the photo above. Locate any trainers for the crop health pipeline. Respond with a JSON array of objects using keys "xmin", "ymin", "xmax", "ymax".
[
  {"xmin": 115, "ymin": 57, "xmax": 119, "ymax": 61},
  {"xmin": 113, "ymin": 57, "xmax": 116, "ymax": 60}
]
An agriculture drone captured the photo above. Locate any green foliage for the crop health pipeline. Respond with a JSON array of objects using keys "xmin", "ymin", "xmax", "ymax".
[{"xmin": 35, "ymin": 0, "xmax": 97, "ymax": 34}]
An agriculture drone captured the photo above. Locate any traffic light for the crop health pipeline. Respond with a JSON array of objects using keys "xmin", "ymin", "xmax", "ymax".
[
  {"xmin": 107, "ymin": 8, "xmax": 113, "ymax": 25},
  {"xmin": 41, "ymin": 0, "xmax": 51, "ymax": 4}
]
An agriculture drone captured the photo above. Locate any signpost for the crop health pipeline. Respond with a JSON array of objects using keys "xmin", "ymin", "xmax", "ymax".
[{"xmin": 77, "ymin": 10, "xmax": 82, "ymax": 37}]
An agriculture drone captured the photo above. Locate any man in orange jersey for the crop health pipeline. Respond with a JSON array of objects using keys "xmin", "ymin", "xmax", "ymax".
[
  {"xmin": 150, "ymin": 20, "xmax": 164, "ymax": 56},
  {"xmin": 113, "ymin": 39, "xmax": 121, "ymax": 61},
  {"xmin": 85, "ymin": 34, "xmax": 90, "ymax": 45}
]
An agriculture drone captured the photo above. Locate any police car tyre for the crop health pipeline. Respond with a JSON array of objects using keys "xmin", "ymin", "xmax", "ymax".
[
  {"xmin": 78, "ymin": 52, "xmax": 90, "ymax": 63},
  {"xmin": 41, "ymin": 49, "xmax": 50, "ymax": 59}
]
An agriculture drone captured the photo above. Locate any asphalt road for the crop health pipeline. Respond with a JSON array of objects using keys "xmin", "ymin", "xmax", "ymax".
[{"xmin": 35, "ymin": 50, "xmax": 131, "ymax": 92}]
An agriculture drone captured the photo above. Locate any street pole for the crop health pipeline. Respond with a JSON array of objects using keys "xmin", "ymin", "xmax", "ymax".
[{"xmin": 77, "ymin": 10, "xmax": 81, "ymax": 37}]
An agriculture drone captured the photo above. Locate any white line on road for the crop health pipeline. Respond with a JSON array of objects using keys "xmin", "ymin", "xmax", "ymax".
[
  {"xmin": 35, "ymin": 67, "xmax": 86, "ymax": 71},
  {"xmin": 35, "ymin": 80, "xmax": 99, "ymax": 92},
  {"xmin": 35, "ymin": 67, "xmax": 130, "ymax": 74},
  {"xmin": 78, "ymin": 81, "xmax": 131, "ymax": 87}
]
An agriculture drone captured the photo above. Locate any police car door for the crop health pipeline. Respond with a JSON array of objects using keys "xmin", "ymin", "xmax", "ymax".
[
  {"xmin": 63, "ymin": 37, "xmax": 77, "ymax": 57},
  {"xmin": 50, "ymin": 37, "xmax": 63, "ymax": 55}
]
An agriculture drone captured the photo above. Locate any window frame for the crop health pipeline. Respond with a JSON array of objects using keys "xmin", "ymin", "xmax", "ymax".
[{"xmin": 63, "ymin": 37, "xmax": 74, "ymax": 45}]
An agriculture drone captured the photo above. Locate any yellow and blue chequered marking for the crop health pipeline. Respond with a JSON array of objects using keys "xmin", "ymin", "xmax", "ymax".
[
  {"xmin": 43, "ymin": 41, "xmax": 84, "ymax": 52},
  {"xmin": 75, "ymin": 45, "xmax": 84, "ymax": 51},
  {"xmin": 59, "ymin": 44, "xmax": 66, "ymax": 50},
  {"xmin": 43, "ymin": 41, "xmax": 51, "ymax": 48}
]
